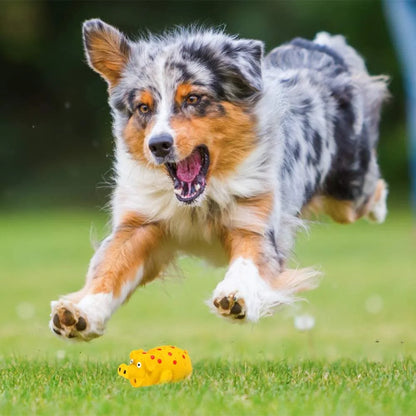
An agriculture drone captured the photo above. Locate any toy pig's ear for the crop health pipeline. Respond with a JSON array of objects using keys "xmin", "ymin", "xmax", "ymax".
[
  {"xmin": 82, "ymin": 18, "xmax": 131, "ymax": 87},
  {"xmin": 129, "ymin": 349, "xmax": 144, "ymax": 360}
]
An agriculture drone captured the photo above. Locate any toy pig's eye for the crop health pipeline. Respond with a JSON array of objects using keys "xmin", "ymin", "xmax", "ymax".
[
  {"xmin": 137, "ymin": 362, "xmax": 142, "ymax": 368},
  {"xmin": 129, "ymin": 359, "xmax": 133, "ymax": 364}
]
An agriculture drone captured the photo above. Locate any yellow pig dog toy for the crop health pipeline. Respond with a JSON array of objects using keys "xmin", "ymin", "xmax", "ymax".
[{"xmin": 118, "ymin": 346, "xmax": 192, "ymax": 387}]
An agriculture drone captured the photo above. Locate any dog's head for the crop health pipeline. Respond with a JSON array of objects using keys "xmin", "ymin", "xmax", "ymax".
[{"xmin": 83, "ymin": 19, "xmax": 263, "ymax": 205}]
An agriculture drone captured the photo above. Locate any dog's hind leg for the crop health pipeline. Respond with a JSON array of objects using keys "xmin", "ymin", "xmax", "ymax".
[
  {"xmin": 303, "ymin": 130, "xmax": 388, "ymax": 225},
  {"xmin": 50, "ymin": 213, "xmax": 170, "ymax": 341},
  {"xmin": 303, "ymin": 177, "xmax": 388, "ymax": 225},
  {"xmin": 303, "ymin": 178, "xmax": 388, "ymax": 224},
  {"xmin": 361, "ymin": 179, "xmax": 388, "ymax": 223}
]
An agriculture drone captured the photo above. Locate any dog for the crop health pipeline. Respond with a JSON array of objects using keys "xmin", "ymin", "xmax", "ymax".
[{"xmin": 50, "ymin": 19, "xmax": 388, "ymax": 341}]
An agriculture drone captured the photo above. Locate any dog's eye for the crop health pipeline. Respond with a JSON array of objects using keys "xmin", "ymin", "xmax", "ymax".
[
  {"xmin": 137, "ymin": 104, "xmax": 150, "ymax": 114},
  {"xmin": 129, "ymin": 359, "xmax": 133, "ymax": 364},
  {"xmin": 137, "ymin": 362, "xmax": 142, "ymax": 368},
  {"xmin": 185, "ymin": 95, "xmax": 201, "ymax": 105}
]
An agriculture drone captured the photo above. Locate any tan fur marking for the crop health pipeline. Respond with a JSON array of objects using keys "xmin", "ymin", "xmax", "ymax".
[
  {"xmin": 175, "ymin": 83, "xmax": 194, "ymax": 105},
  {"xmin": 88, "ymin": 213, "xmax": 164, "ymax": 296},
  {"xmin": 303, "ymin": 179, "xmax": 387, "ymax": 224},
  {"xmin": 321, "ymin": 197, "xmax": 357, "ymax": 224},
  {"xmin": 222, "ymin": 229, "xmax": 263, "ymax": 264},
  {"xmin": 134, "ymin": 90, "xmax": 155, "ymax": 110},
  {"xmin": 302, "ymin": 196, "xmax": 357, "ymax": 224},
  {"xmin": 85, "ymin": 26, "xmax": 130, "ymax": 86},
  {"xmin": 124, "ymin": 119, "xmax": 146, "ymax": 164},
  {"xmin": 235, "ymin": 193, "xmax": 273, "ymax": 224},
  {"xmin": 221, "ymin": 193, "xmax": 277, "ymax": 281},
  {"xmin": 123, "ymin": 117, "xmax": 157, "ymax": 165},
  {"xmin": 222, "ymin": 227, "xmax": 283, "ymax": 287},
  {"xmin": 171, "ymin": 102, "xmax": 256, "ymax": 178}
]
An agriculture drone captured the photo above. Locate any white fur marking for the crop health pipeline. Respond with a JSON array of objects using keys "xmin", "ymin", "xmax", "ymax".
[
  {"xmin": 368, "ymin": 185, "xmax": 388, "ymax": 223},
  {"xmin": 210, "ymin": 257, "xmax": 293, "ymax": 322},
  {"xmin": 50, "ymin": 266, "xmax": 144, "ymax": 340}
]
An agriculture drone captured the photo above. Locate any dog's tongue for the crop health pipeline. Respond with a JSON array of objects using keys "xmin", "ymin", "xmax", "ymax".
[{"xmin": 176, "ymin": 151, "xmax": 202, "ymax": 182}]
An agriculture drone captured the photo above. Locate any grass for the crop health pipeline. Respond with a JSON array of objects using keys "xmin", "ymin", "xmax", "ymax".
[
  {"xmin": 0, "ymin": 208, "xmax": 415, "ymax": 415},
  {"xmin": 2, "ymin": 359, "xmax": 415, "ymax": 415}
]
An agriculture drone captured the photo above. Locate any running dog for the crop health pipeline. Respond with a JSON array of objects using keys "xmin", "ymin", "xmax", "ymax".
[{"xmin": 50, "ymin": 19, "xmax": 388, "ymax": 340}]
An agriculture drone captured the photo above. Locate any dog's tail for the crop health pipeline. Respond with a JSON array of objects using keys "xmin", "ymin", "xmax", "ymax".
[
  {"xmin": 314, "ymin": 32, "xmax": 389, "ymax": 146},
  {"xmin": 314, "ymin": 32, "xmax": 368, "ymax": 74}
]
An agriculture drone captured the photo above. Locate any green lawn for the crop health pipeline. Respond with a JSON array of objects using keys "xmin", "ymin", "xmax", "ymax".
[{"xmin": 0, "ymin": 208, "xmax": 415, "ymax": 415}]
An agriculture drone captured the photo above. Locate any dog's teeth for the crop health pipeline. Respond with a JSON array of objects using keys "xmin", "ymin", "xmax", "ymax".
[
  {"xmin": 197, "ymin": 174, "xmax": 206, "ymax": 186},
  {"xmin": 195, "ymin": 183, "xmax": 201, "ymax": 191}
]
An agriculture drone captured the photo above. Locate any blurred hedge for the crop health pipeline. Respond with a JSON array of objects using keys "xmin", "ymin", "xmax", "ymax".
[{"xmin": 0, "ymin": 1, "xmax": 408, "ymax": 208}]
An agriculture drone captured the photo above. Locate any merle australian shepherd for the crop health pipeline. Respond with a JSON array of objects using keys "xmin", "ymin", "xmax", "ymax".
[{"xmin": 50, "ymin": 19, "xmax": 388, "ymax": 341}]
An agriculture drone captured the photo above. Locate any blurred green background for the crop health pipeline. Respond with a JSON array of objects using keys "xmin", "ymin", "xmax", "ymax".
[{"xmin": 0, "ymin": 0, "xmax": 412, "ymax": 209}]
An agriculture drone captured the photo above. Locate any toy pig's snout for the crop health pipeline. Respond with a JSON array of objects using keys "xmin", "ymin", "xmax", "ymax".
[{"xmin": 118, "ymin": 363, "xmax": 130, "ymax": 379}]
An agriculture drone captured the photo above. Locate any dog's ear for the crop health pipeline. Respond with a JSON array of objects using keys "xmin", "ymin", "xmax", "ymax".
[
  {"xmin": 219, "ymin": 39, "xmax": 264, "ymax": 101},
  {"xmin": 83, "ymin": 18, "xmax": 131, "ymax": 87}
]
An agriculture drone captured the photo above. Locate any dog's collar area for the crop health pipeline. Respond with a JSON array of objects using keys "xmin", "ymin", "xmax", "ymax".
[{"xmin": 166, "ymin": 145, "xmax": 209, "ymax": 204}]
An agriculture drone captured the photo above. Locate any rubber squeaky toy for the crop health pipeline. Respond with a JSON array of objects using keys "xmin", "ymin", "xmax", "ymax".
[{"xmin": 117, "ymin": 345, "xmax": 192, "ymax": 387}]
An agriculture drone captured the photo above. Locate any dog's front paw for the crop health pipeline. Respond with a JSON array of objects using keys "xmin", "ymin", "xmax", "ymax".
[
  {"xmin": 213, "ymin": 294, "xmax": 246, "ymax": 320},
  {"xmin": 50, "ymin": 298, "xmax": 105, "ymax": 341},
  {"xmin": 209, "ymin": 258, "xmax": 296, "ymax": 322}
]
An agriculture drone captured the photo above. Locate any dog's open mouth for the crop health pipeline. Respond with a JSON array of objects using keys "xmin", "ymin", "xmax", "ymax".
[{"xmin": 166, "ymin": 145, "xmax": 210, "ymax": 204}]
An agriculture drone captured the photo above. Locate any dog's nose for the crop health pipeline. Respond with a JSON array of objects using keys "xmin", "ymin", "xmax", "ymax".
[{"xmin": 148, "ymin": 134, "xmax": 173, "ymax": 158}]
